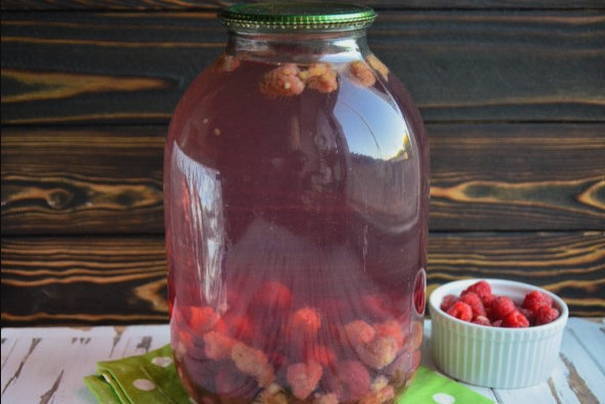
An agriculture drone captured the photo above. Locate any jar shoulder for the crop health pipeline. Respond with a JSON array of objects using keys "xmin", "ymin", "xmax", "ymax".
[{"xmin": 166, "ymin": 56, "xmax": 426, "ymax": 165}]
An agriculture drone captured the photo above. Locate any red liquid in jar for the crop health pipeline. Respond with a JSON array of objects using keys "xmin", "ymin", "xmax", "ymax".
[{"xmin": 165, "ymin": 57, "xmax": 429, "ymax": 403}]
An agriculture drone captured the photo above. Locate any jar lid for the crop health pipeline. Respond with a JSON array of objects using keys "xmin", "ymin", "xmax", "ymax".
[{"xmin": 220, "ymin": 2, "xmax": 377, "ymax": 32}]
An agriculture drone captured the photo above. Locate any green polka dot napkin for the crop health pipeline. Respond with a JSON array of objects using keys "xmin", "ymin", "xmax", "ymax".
[
  {"xmin": 84, "ymin": 345, "xmax": 189, "ymax": 404},
  {"xmin": 84, "ymin": 345, "xmax": 493, "ymax": 403}
]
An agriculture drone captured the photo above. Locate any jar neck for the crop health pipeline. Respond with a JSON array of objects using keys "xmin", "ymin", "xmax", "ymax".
[{"xmin": 226, "ymin": 30, "xmax": 370, "ymax": 64}]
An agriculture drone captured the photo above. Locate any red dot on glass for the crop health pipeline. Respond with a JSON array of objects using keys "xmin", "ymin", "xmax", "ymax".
[{"xmin": 413, "ymin": 268, "xmax": 426, "ymax": 315}]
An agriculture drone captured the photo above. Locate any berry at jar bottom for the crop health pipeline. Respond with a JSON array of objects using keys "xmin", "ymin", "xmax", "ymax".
[{"xmin": 172, "ymin": 278, "xmax": 423, "ymax": 403}]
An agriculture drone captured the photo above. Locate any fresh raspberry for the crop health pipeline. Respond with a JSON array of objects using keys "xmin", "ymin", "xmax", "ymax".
[
  {"xmin": 305, "ymin": 344, "xmax": 337, "ymax": 367},
  {"xmin": 446, "ymin": 301, "xmax": 473, "ymax": 322},
  {"xmin": 462, "ymin": 280, "xmax": 492, "ymax": 301},
  {"xmin": 231, "ymin": 342, "xmax": 275, "ymax": 387},
  {"xmin": 535, "ymin": 305, "xmax": 560, "ymax": 325},
  {"xmin": 460, "ymin": 292, "xmax": 487, "ymax": 318},
  {"xmin": 203, "ymin": 331, "xmax": 236, "ymax": 360},
  {"xmin": 502, "ymin": 310, "xmax": 530, "ymax": 328},
  {"xmin": 187, "ymin": 306, "xmax": 219, "ymax": 333},
  {"xmin": 254, "ymin": 281, "xmax": 293, "ymax": 312},
  {"xmin": 259, "ymin": 63, "xmax": 305, "ymax": 97},
  {"xmin": 492, "ymin": 320, "xmax": 503, "ymax": 327},
  {"xmin": 328, "ymin": 360, "xmax": 371, "ymax": 402},
  {"xmin": 482, "ymin": 294, "xmax": 496, "ymax": 308},
  {"xmin": 522, "ymin": 290, "xmax": 553, "ymax": 313},
  {"xmin": 286, "ymin": 361, "xmax": 323, "ymax": 400},
  {"xmin": 519, "ymin": 308, "xmax": 536, "ymax": 325},
  {"xmin": 485, "ymin": 306, "xmax": 494, "ymax": 321},
  {"xmin": 490, "ymin": 296, "xmax": 516, "ymax": 320},
  {"xmin": 356, "ymin": 336, "xmax": 399, "ymax": 370},
  {"xmin": 440, "ymin": 294, "xmax": 458, "ymax": 311},
  {"xmin": 349, "ymin": 61, "xmax": 376, "ymax": 87},
  {"xmin": 300, "ymin": 63, "xmax": 338, "ymax": 93},
  {"xmin": 344, "ymin": 320, "xmax": 376, "ymax": 346},
  {"xmin": 375, "ymin": 320, "xmax": 405, "ymax": 347},
  {"xmin": 471, "ymin": 315, "xmax": 491, "ymax": 326}
]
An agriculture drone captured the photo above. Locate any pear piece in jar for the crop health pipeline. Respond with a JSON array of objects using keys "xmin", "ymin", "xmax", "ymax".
[
  {"xmin": 259, "ymin": 63, "xmax": 305, "ymax": 97},
  {"xmin": 366, "ymin": 54, "xmax": 389, "ymax": 81},
  {"xmin": 348, "ymin": 61, "xmax": 376, "ymax": 87},
  {"xmin": 215, "ymin": 54, "xmax": 240, "ymax": 72},
  {"xmin": 300, "ymin": 63, "xmax": 338, "ymax": 93}
]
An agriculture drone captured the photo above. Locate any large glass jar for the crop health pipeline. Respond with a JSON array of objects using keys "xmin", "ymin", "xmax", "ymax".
[{"xmin": 165, "ymin": 3, "xmax": 430, "ymax": 403}]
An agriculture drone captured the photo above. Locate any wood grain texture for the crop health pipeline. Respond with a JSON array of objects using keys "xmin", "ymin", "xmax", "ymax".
[
  {"xmin": 1, "ymin": 237, "xmax": 168, "ymax": 327},
  {"xmin": 1, "ymin": 232, "xmax": 603, "ymax": 326},
  {"xmin": 428, "ymin": 123, "xmax": 605, "ymax": 231},
  {"xmin": 1, "ymin": 126, "xmax": 165, "ymax": 234},
  {"xmin": 2, "ymin": 11, "xmax": 604, "ymax": 125},
  {"xmin": 3, "ymin": 0, "xmax": 604, "ymax": 10},
  {"xmin": 2, "ymin": 124, "xmax": 603, "ymax": 235}
]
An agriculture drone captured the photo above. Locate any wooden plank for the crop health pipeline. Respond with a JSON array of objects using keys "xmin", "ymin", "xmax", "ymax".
[
  {"xmin": 494, "ymin": 328, "xmax": 601, "ymax": 404},
  {"xmin": 0, "ymin": 325, "xmax": 170, "ymax": 403},
  {"xmin": 424, "ymin": 124, "xmax": 605, "ymax": 231},
  {"xmin": 556, "ymin": 327, "xmax": 605, "ymax": 403},
  {"xmin": 2, "ymin": 11, "xmax": 604, "ymax": 125},
  {"xmin": 493, "ymin": 381, "xmax": 559, "ymax": 404},
  {"xmin": 566, "ymin": 318, "xmax": 605, "ymax": 374},
  {"xmin": 2, "ymin": 124, "xmax": 604, "ymax": 235},
  {"xmin": 3, "ymin": 0, "xmax": 604, "ymax": 11},
  {"xmin": 0, "ymin": 237, "xmax": 169, "ymax": 327},
  {"xmin": 466, "ymin": 322, "xmax": 605, "ymax": 404},
  {"xmin": 1, "ymin": 126, "xmax": 165, "ymax": 235},
  {"xmin": 2, "ymin": 232, "xmax": 603, "ymax": 327},
  {"xmin": 1, "ymin": 338, "xmax": 17, "ymax": 371}
]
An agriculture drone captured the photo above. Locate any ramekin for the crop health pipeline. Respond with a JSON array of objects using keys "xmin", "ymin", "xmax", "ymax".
[{"xmin": 429, "ymin": 278, "xmax": 568, "ymax": 389}]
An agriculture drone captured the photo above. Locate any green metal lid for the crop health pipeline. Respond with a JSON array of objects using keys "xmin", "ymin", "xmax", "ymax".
[{"xmin": 220, "ymin": 2, "xmax": 377, "ymax": 32}]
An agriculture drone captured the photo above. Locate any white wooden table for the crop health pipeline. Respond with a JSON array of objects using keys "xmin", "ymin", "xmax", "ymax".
[{"xmin": 2, "ymin": 319, "xmax": 604, "ymax": 404}]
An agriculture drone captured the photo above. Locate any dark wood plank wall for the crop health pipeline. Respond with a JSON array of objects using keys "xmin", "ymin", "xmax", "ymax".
[{"xmin": 2, "ymin": 0, "xmax": 604, "ymax": 326}]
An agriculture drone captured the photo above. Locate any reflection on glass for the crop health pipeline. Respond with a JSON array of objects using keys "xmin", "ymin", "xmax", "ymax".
[{"xmin": 171, "ymin": 144, "xmax": 226, "ymax": 311}]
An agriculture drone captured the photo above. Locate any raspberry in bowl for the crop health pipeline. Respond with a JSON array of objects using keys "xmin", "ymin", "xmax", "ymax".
[{"xmin": 429, "ymin": 279, "xmax": 569, "ymax": 388}]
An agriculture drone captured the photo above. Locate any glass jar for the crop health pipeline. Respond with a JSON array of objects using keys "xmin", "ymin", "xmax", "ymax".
[{"xmin": 165, "ymin": 3, "xmax": 429, "ymax": 403}]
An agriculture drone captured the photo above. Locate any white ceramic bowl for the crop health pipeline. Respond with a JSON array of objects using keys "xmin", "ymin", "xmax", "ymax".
[{"xmin": 429, "ymin": 279, "xmax": 568, "ymax": 389}]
